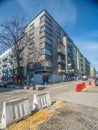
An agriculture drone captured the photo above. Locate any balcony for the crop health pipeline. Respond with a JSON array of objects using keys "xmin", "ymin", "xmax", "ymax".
[
  {"xmin": 40, "ymin": 20, "xmax": 52, "ymax": 29},
  {"xmin": 57, "ymin": 39, "xmax": 64, "ymax": 47},
  {"xmin": 3, "ymin": 58, "xmax": 8, "ymax": 62},
  {"xmin": 27, "ymin": 64, "xmax": 52, "ymax": 72},
  {"xmin": 35, "ymin": 66, "xmax": 52, "ymax": 72},
  {"xmin": 2, "ymin": 69, "xmax": 7, "ymax": 73},
  {"xmin": 28, "ymin": 49, "xmax": 33, "ymax": 54},
  {"xmin": 27, "ymin": 58, "xmax": 33, "ymax": 64},
  {"xmin": 3, "ymin": 64, "xmax": 7, "ymax": 68},
  {"xmin": 39, "ymin": 31, "xmax": 52, "ymax": 40},
  {"xmin": 57, "ymin": 47, "xmax": 65, "ymax": 55},
  {"xmin": 57, "ymin": 58, "xmax": 65, "ymax": 64},
  {"xmin": 58, "ymin": 69, "xmax": 65, "ymax": 73}
]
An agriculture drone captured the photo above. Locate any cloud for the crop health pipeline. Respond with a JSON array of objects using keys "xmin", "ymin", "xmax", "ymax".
[{"xmin": 82, "ymin": 42, "xmax": 98, "ymax": 51}]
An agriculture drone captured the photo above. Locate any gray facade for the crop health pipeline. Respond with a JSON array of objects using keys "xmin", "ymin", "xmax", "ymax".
[{"xmin": 0, "ymin": 10, "xmax": 90, "ymax": 83}]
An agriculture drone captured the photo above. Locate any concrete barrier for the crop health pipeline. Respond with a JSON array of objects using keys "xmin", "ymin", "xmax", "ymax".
[
  {"xmin": 33, "ymin": 92, "xmax": 51, "ymax": 110},
  {"xmin": 0, "ymin": 98, "xmax": 30, "ymax": 129}
]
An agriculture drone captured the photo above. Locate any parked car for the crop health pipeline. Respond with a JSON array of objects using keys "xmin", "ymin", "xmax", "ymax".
[
  {"xmin": 95, "ymin": 78, "xmax": 98, "ymax": 86},
  {"xmin": 0, "ymin": 82, "xmax": 3, "ymax": 87},
  {"xmin": 82, "ymin": 75, "xmax": 88, "ymax": 81},
  {"xmin": 4, "ymin": 81, "xmax": 19, "ymax": 88}
]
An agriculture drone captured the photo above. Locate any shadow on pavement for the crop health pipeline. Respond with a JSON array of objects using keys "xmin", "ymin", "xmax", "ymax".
[{"xmin": 0, "ymin": 87, "xmax": 23, "ymax": 93}]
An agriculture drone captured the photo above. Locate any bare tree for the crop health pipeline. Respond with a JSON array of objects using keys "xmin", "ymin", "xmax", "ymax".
[{"xmin": 0, "ymin": 17, "xmax": 25, "ymax": 86}]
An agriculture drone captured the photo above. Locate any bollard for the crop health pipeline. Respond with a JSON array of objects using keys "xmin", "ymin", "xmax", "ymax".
[{"xmin": 29, "ymin": 83, "xmax": 33, "ymax": 90}]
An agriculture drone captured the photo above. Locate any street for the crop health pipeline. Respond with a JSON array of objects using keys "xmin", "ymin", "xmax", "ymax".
[
  {"xmin": 0, "ymin": 79, "xmax": 95, "ymax": 117},
  {"xmin": 1, "ymin": 79, "xmax": 98, "ymax": 130}
]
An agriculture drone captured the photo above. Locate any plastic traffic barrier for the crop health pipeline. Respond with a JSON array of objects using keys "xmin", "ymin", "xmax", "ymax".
[
  {"xmin": 0, "ymin": 98, "xmax": 30, "ymax": 129},
  {"xmin": 76, "ymin": 84, "xmax": 81, "ymax": 92},
  {"xmin": 33, "ymin": 92, "xmax": 51, "ymax": 111},
  {"xmin": 82, "ymin": 82, "xmax": 86, "ymax": 89},
  {"xmin": 76, "ymin": 82, "xmax": 86, "ymax": 92}
]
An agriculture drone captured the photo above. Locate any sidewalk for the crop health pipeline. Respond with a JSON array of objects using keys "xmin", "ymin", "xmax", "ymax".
[{"xmin": 56, "ymin": 91, "xmax": 98, "ymax": 108}]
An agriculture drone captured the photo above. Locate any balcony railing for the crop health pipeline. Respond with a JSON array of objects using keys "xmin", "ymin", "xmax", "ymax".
[
  {"xmin": 57, "ymin": 39, "xmax": 65, "ymax": 47},
  {"xmin": 57, "ymin": 58, "xmax": 65, "ymax": 64},
  {"xmin": 27, "ymin": 65, "xmax": 52, "ymax": 72},
  {"xmin": 58, "ymin": 69, "xmax": 65, "ymax": 73},
  {"xmin": 40, "ymin": 20, "xmax": 52, "ymax": 29},
  {"xmin": 3, "ymin": 58, "xmax": 8, "ymax": 62},
  {"xmin": 35, "ymin": 66, "xmax": 52, "ymax": 71},
  {"xmin": 3, "ymin": 64, "xmax": 7, "ymax": 68},
  {"xmin": 57, "ymin": 48, "xmax": 65, "ymax": 55}
]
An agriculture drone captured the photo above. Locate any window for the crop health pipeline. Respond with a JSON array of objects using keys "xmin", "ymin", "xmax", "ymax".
[
  {"xmin": 44, "ymin": 60, "xmax": 52, "ymax": 67},
  {"xmin": 57, "ymin": 27, "xmax": 61, "ymax": 36},
  {"xmin": 40, "ymin": 37, "xmax": 52, "ymax": 45},
  {"xmin": 41, "ymin": 48, "xmax": 52, "ymax": 56},
  {"xmin": 40, "ymin": 15, "xmax": 46, "ymax": 22},
  {"xmin": 29, "ymin": 23, "xmax": 34, "ymax": 35},
  {"xmin": 29, "ymin": 23, "xmax": 34, "ymax": 30},
  {"xmin": 29, "ymin": 33, "xmax": 34, "ymax": 39},
  {"xmin": 45, "ymin": 26, "xmax": 52, "ymax": 35},
  {"xmin": 40, "ymin": 15, "xmax": 52, "ymax": 27},
  {"xmin": 40, "ymin": 37, "xmax": 45, "ymax": 43},
  {"xmin": 29, "ymin": 53, "xmax": 33, "ymax": 59},
  {"xmin": 57, "ymin": 36, "xmax": 61, "ymax": 42},
  {"xmin": 28, "ymin": 43, "xmax": 34, "ymax": 49},
  {"xmin": 40, "ymin": 26, "xmax": 45, "ymax": 33},
  {"xmin": 40, "ymin": 26, "xmax": 52, "ymax": 35},
  {"xmin": 45, "ymin": 37, "xmax": 52, "ymax": 45}
]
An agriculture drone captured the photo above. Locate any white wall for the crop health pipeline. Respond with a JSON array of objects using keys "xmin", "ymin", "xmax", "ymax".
[
  {"xmin": 34, "ymin": 73, "xmax": 63, "ymax": 84},
  {"xmin": 51, "ymin": 74, "xmax": 62, "ymax": 83}
]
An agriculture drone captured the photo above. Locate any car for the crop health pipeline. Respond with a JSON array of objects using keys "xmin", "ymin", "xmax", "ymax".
[
  {"xmin": 82, "ymin": 75, "xmax": 88, "ymax": 81},
  {"xmin": 4, "ymin": 81, "xmax": 19, "ymax": 88},
  {"xmin": 0, "ymin": 82, "xmax": 3, "ymax": 87},
  {"xmin": 95, "ymin": 78, "xmax": 98, "ymax": 86}
]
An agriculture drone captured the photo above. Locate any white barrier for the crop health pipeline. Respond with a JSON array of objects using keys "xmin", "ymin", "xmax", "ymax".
[
  {"xmin": 0, "ymin": 98, "xmax": 30, "ymax": 129},
  {"xmin": 33, "ymin": 92, "xmax": 51, "ymax": 110}
]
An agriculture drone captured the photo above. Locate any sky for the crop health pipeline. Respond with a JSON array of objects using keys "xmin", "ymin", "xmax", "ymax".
[{"xmin": 0, "ymin": 0, "xmax": 98, "ymax": 70}]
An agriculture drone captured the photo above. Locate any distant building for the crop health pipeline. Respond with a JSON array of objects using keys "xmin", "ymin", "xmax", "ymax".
[
  {"xmin": 90, "ymin": 67, "xmax": 96, "ymax": 78},
  {"xmin": 0, "ymin": 48, "xmax": 14, "ymax": 81}
]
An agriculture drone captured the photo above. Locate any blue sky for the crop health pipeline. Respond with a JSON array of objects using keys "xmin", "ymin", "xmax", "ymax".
[{"xmin": 0, "ymin": 0, "xmax": 98, "ymax": 70}]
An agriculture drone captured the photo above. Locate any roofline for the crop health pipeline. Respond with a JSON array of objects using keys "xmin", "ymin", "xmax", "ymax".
[
  {"xmin": 24, "ymin": 9, "xmax": 46, "ymax": 29},
  {"xmin": 24, "ymin": 9, "xmax": 69, "ymax": 37}
]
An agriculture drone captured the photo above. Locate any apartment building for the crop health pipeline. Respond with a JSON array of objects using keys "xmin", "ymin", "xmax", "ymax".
[
  {"xmin": 23, "ymin": 10, "xmax": 68, "ymax": 83},
  {"xmin": 0, "ymin": 9, "xmax": 90, "ymax": 84},
  {"xmin": 0, "ymin": 48, "xmax": 14, "ymax": 80},
  {"xmin": 90, "ymin": 66, "xmax": 96, "ymax": 78}
]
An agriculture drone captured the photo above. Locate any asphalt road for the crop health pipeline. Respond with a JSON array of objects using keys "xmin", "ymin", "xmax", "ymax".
[
  {"xmin": 1, "ymin": 79, "xmax": 98, "ymax": 130},
  {"xmin": 0, "ymin": 79, "xmax": 94, "ymax": 117}
]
